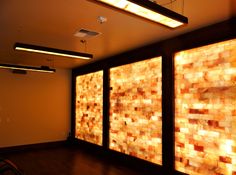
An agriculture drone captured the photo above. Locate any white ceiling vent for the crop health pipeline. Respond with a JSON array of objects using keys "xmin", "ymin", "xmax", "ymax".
[{"xmin": 74, "ymin": 28, "xmax": 101, "ymax": 38}]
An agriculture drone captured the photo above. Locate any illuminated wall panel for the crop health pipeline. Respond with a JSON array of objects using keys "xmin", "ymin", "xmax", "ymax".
[
  {"xmin": 109, "ymin": 57, "xmax": 162, "ymax": 165},
  {"xmin": 175, "ymin": 39, "xmax": 236, "ymax": 175},
  {"xmin": 75, "ymin": 71, "xmax": 103, "ymax": 145}
]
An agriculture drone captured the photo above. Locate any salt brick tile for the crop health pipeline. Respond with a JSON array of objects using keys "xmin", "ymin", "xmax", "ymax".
[
  {"xmin": 189, "ymin": 119, "xmax": 199, "ymax": 124},
  {"xmin": 176, "ymin": 142, "xmax": 185, "ymax": 148},
  {"xmin": 232, "ymin": 110, "xmax": 236, "ymax": 116},
  {"xmin": 194, "ymin": 145, "xmax": 204, "ymax": 152},
  {"xmin": 175, "ymin": 127, "xmax": 181, "ymax": 132},
  {"xmin": 232, "ymin": 146, "xmax": 236, "ymax": 153},
  {"xmin": 219, "ymin": 156, "xmax": 232, "ymax": 164}
]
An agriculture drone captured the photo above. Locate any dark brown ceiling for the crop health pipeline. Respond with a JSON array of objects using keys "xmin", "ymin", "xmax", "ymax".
[{"xmin": 0, "ymin": 0, "xmax": 234, "ymax": 69}]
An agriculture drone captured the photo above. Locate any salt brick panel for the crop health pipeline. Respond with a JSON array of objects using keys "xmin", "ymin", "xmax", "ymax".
[
  {"xmin": 109, "ymin": 57, "xmax": 162, "ymax": 165},
  {"xmin": 75, "ymin": 71, "xmax": 103, "ymax": 146},
  {"xmin": 175, "ymin": 39, "xmax": 236, "ymax": 175}
]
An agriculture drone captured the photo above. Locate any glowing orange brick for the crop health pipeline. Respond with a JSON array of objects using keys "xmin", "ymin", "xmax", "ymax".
[
  {"xmin": 219, "ymin": 156, "xmax": 232, "ymax": 164},
  {"xmin": 194, "ymin": 145, "xmax": 204, "ymax": 152}
]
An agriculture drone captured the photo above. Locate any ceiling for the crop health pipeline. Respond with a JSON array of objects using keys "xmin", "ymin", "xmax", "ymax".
[{"xmin": 0, "ymin": 0, "xmax": 234, "ymax": 69}]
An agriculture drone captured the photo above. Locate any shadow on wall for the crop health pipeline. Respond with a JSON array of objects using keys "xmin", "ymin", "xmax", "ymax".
[{"xmin": 231, "ymin": 0, "xmax": 236, "ymax": 17}]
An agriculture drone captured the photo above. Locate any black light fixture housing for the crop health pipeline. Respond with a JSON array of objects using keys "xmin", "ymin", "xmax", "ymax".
[
  {"xmin": 0, "ymin": 63, "xmax": 56, "ymax": 73},
  {"xmin": 14, "ymin": 43, "xmax": 93, "ymax": 60},
  {"xmin": 88, "ymin": 0, "xmax": 188, "ymax": 28}
]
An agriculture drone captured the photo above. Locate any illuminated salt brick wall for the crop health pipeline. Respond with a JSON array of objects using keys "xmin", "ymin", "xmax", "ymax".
[
  {"xmin": 175, "ymin": 39, "xmax": 236, "ymax": 175},
  {"xmin": 109, "ymin": 57, "xmax": 162, "ymax": 165},
  {"xmin": 75, "ymin": 71, "xmax": 103, "ymax": 145}
]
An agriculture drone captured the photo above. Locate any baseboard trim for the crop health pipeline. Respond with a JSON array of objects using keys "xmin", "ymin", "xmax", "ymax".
[{"xmin": 0, "ymin": 140, "xmax": 68, "ymax": 154}]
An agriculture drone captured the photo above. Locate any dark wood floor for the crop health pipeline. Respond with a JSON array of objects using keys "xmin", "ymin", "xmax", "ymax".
[{"xmin": 1, "ymin": 144, "xmax": 147, "ymax": 175}]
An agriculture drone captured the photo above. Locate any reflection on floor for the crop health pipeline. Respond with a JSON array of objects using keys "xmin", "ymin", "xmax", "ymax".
[{"xmin": 1, "ymin": 145, "xmax": 147, "ymax": 175}]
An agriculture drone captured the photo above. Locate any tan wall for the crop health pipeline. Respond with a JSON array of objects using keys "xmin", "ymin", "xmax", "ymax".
[{"xmin": 0, "ymin": 68, "xmax": 71, "ymax": 148}]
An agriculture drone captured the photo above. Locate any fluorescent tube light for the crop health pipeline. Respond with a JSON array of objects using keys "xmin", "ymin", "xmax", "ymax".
[
  {"xmin": 0, "ymin": 64, "xmax": 56, "ymax": 73},
  {"xmin": 89, "ymin": 0, "xmax": 188, "ymax": 28},
  {"xmin": 14, "ymin": 43, "xmax": 93, "ymax": 60}
]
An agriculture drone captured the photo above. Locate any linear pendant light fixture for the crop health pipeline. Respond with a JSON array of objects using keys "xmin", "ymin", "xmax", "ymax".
[
  {"xmin": 89, "ymin": 0, "xmax": 188, "ymax": 28},
  {"xmin": 0, "ymin": 63, "xmax": 56, "ymax": 73},
  {"xmin": 14, "ymin": 43, "xmax": 93, "ymax": 60}
]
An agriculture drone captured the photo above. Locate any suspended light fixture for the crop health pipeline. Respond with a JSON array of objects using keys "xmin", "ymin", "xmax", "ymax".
[
  {"xmin": 88, "ymin": 0, "xmax": 188, "ymax": 28},
  {"xmin": 14, "ymin": 43, "xmax": 93, "ymax": 60},
  {"xmin": 0, "ymin": 64, "xmax": 56, "ymax": 73}
]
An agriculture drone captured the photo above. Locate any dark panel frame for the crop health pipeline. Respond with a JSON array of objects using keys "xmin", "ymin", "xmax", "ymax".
[
  {"xmin": 162, "ymin": 52, "xmax": 175, "ymax": 174},
  {"xmin": 71, "ymin": 17, "xmax": 236, "ymax": 175},
  {"xmin": 102, "ymin": 68, "xmax": 110, "ymax": 149}
]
